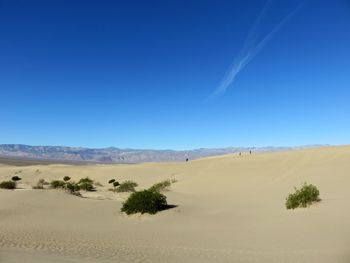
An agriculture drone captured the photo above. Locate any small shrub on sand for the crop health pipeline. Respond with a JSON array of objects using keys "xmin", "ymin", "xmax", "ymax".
[
  {"xmin": 50, "ymin": 180, "xmax": 66, "ymax": 189},
  {"xmin": 33, "ymin": 178, "xmax": 49, "ymax": 189},
  {"xmin": 0, "ymin": 180, "xmax": 16, "ymax": 189},
  {"xmin": 286, "ymin": 183, "xmax": 321, "ymax": 209},
  {"xmin": 76, "ymin": 177, "xmax": 95, "ymax": 191},
  {"xmin": 149, "ymin": 179, "xmax": 172, "ymax": 192},
  {"xmin": 78, "ymin": 177, "xmax": 93, "ymax": 184},
  {"xmin": 116, "ymin": 180, "xmax": 138, "ymax": 193},
  {"xmin": 108, "ymin": 179, "xmax": 116, "ymax": 184},
  {"xmin": 11, "ymin": 176, "xmax": 22, "ymax": 182},
  {"xmin": 63, "ymin": 176, "xmax": 71, "ymax": 182},
  {"xmin": 121, "ymin": 189, "xmax": 168, "ymax": 215},
  {"xmin": 66, "ymin": 181, "xmax": 81, "ymax": 193}
]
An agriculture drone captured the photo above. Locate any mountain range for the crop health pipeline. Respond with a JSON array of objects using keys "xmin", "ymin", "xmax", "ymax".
[{"xmin": 0, "ymin": 144, "xmax": 324, "ymax": 164}]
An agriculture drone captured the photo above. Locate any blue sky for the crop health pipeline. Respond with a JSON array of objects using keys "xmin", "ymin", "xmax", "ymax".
[{"xmin": 1, "ymin": 0, "xmax": 350, "ymax": 150}]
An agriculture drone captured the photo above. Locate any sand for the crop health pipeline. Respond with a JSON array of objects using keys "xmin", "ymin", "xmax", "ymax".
[{"xmin": 1, "ymin": 145, "xmax": 350, "ymax": 262}]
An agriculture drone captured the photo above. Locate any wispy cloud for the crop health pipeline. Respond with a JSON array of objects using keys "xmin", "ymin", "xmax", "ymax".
[{"xmin": 211, "ymin": 1, "xmax": 303, "ymax": 98}]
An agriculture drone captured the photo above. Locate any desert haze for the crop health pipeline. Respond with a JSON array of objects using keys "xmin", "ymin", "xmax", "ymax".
[{"xmin": 0, "ymin": 145, "xmax": 349, "ymax": 263}]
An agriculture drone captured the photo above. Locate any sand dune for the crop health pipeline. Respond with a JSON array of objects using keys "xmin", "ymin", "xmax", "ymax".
[{"xmin": 1, "ymin": 146, "xmax": 350, "ymax": 262}]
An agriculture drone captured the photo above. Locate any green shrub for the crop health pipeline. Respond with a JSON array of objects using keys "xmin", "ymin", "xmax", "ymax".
[
  {"xmin": 121, "ymin": 189, "xmax": 168, "ymax": 215},
  {"xmin": 65, "ymin": 181, "xmax": 82, "ymax": 196},
  {"xmin": 116, "ymin": 180, "xmax": 138, "ymax": 192},
  {"xmin": 74, "ymin": 177, "xmax": 95, "ymax": 191},
  {"xmin": 286, "ymin": 183, "xmax": 321, "ymax": 209},
  {"xmin": 66, "ymin": 182, "xmax": 81, "ymax": 193},
  {"xmin": 11, "ymin": 176, "xmax": 22, "ymax": 182},
  {"xmin": 50, "ymin": 180, "xmax": 66, "ymax": 189},
  {"xmin": 78, "ymin": 177, "xmax": 93, "ymax": 184},
  {"xmin": 63, "ymin": 176, "xmax": 71, "ymax": 182},
  {"xmin": 149, "ymin": 179, "xmax": 173, "ymax": 192},
  {"xmin": 0, "ymin": 180, "xmax": 16, "ymax": 189},
  {"xmin": 108, "ymin": 179, "xmax": 116, "ymax": 184},
  {"xmin": 50, "ymin": 177, "xmax": 95, "ymax": 192}
]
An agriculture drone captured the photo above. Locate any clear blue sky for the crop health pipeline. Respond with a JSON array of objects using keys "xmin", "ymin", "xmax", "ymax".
[{"xmin": 1, "ymin": 0, "xmax": 350, "ymax": 150}]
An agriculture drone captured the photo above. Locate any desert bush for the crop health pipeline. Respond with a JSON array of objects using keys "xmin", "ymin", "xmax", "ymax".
[
  {"xmin": 76, "ymin": 177, "xmax": 95, "ymax": 191},
  {"xmin": 116, "ymin": 180, "xmax": 138, "ymax": 192},
  {"xmin": 65, "ymin": 182, "xmax": 82, "ymax": 197},
  {"xmin": 285, "ymin": 183, "xmax": 321, "ymax": 209},
  {"xmin": 11, "ymin": 176, "xmax": 22, "ymax": 182},
  {"xmin": 149, "ymin": 179, "xmax": 172, "ymax": 192},
  {"xmin": 33, "ymin": 178, "xmax": 49, "ymax": 189},
  {"xmin": 79, "ymin": 182, "xmax": 95, "ymax": 191},
  {"xmin": 63, "ymin": 176, "xmax": 71, "ymax": 182},
  {"xmin": 49, "ymin": 177, "xmax": 95, "ymax": 192},
  {"xmin": 66, "ymin": 182, "xmax": 80, "ymax": 193},
  {"xmin": 50, "ymin": 180, "xmax": 66, "ymax": 189},
  {"xmin": 78, "ymin": 177, "xmax": 93, "ymax": 184},
  {"xmin": 108, "ymin": 179, "xmax": 116, "ymax": 184},
  {"xmin": 121, "ymin": 189, "xmax": 168, "ymax": 215},
  {"xmin": 0, "ymin": 180, "xmax": 16, "ymax": 189},
  {"xmin": 48, "ymin": 177, "xmax": 94, "ymax": 195}
]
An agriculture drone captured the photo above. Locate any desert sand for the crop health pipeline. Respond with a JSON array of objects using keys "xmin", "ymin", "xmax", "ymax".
[{"xmin": 1, "ymin": 145, "xmax": 350, "ymax": 262}]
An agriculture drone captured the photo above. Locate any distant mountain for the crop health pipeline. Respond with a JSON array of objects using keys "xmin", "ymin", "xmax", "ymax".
[{"xmin": 0, "ymin": 144, "xmax": 325, "ymax": 164}]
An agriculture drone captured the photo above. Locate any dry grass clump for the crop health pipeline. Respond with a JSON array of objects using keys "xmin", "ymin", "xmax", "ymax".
[
  {"xmin": 149, "ymin": 179, "xmax": 173, "ymax": 192},
  {"xmin": 116, "ymin": 180, "xmax": 138, "ymax": 192},
  {"xmin": 33, "ymin": 179, "xmax": 49, "ymax": 189}
]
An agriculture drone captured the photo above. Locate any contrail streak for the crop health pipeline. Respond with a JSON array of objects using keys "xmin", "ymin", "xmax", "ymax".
[{"xmin": 212, "ymin": 1, "xmax": 303, "ymax": 97}]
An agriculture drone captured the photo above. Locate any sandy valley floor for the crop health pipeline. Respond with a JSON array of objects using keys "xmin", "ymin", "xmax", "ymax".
[{"xmin": 1, "ymin": 146, "xmax": 350, "ymax": 262}]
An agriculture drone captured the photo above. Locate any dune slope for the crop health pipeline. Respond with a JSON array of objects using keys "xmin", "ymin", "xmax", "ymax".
[{"xmin": 0, "ymin": 146, "xmax": 350, "ymax": 262}]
